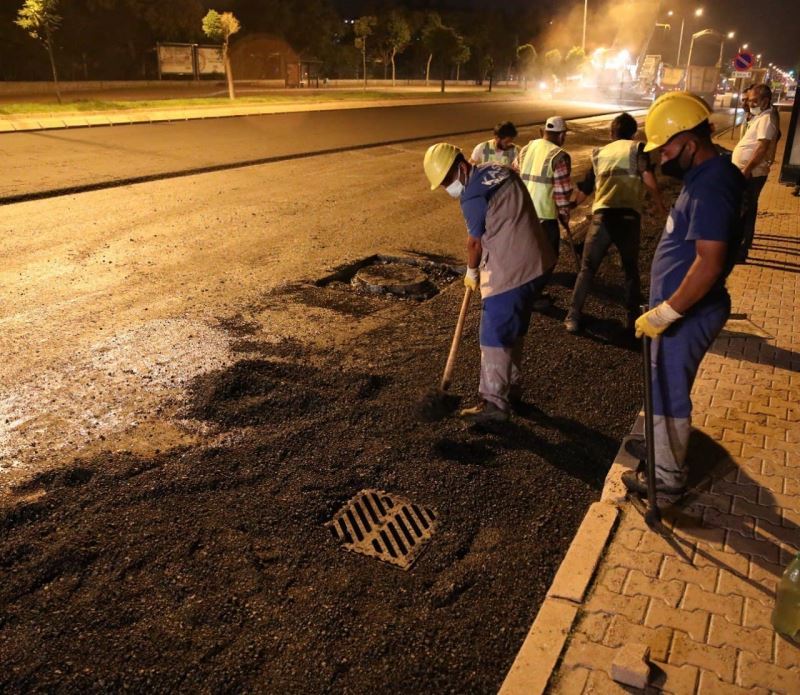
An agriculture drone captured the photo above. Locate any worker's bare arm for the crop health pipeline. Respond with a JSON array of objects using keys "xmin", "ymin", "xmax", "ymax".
[
  {"xmin": 466, "ymin": 235, "xmax": 482, "ymax": 269},
  {"xmin": 667, "ymin": 240, "xmax": 727, "ymax": 314},
  {"xmin": 642, "ymin": 169, "xmax": 667, "ymax": 216}
]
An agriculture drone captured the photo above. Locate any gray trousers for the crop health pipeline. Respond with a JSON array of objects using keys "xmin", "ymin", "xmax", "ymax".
[
  {"xmin": 479, "ymin": 339, "xmax": 524, "ymax": 411},
  {"xmin": 567, "ymin": 210, "xmax": 641, "ymax": 322}
]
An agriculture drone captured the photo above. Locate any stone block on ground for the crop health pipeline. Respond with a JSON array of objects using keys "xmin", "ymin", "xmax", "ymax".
[{"xmin": 611, "ymin": 642, "xmax": 651, "ymax": 689}]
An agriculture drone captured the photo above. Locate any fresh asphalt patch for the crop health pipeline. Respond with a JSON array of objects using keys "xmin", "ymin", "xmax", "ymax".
[{"xmin": 0, "ymin": 181, "xmax": 676, "ymax": 690}]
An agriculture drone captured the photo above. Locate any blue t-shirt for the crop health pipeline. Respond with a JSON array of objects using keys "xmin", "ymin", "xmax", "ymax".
[
  {"xmin": 650, "ymin": 154, "xmax": 744, "ymax": 310},
  {"xmin": 460, "ymin": 163, "xmax": 512, "ymax": 238}
]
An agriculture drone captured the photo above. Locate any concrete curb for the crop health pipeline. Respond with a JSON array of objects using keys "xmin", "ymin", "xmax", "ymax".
[{"xmin": 498, "ymin": 415, "xmax": 644, "ymax": 694}]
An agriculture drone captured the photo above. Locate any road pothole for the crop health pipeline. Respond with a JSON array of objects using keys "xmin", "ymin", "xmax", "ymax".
[{"xmin": 316, "ymin": 255, "xmax": 459, "ymax": 301}]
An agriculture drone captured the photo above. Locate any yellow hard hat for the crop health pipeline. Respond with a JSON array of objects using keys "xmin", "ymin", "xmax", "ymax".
[
  {"xmin": 424, "ymin": 143, "xmax": 462, "ymax": 190},
  {"xmin": 643, "ymin": 92, "xmax": 712, "ymax": 152}
]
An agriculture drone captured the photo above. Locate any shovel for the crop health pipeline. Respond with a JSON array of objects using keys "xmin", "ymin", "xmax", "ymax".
[
  {"xmin": 417, "ymin": 286, "xmax": 473, "ymax": 421},
  {"xmin": 630, "ymin": 303, "xmax": 661, "ymax": 527}
]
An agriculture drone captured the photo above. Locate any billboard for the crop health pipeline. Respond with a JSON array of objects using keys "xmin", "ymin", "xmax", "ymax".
[
  {"xmin": 157, "ymin": 44, "xmax": 195, "ymax": 76},
  {"xmin": 197, "ymin": 45, "xmax": 225, "ymax": 76}
]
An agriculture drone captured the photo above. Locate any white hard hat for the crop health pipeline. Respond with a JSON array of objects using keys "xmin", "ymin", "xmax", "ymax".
[{"xmin": 545, "ymin": 116, "xmax": 568, "ymax": 133}]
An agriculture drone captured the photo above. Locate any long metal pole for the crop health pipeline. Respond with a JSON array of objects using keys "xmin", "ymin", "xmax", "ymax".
[
  {"xmin": 677, "ymin": 17, "xmax": 685, "ymax": 66},
  {"xmin": 640, "ymin": 305, "xmax": 661, "ymax": 526},
  {"xmin": 582, "ymin": 0, "xmax": 588, "ymax": 52}
]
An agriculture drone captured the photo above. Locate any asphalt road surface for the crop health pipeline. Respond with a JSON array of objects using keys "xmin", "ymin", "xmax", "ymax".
[
  {"xmin": 1, "ymin": 97, "xmax": 628, "ymax": 202},
  {"xmin": 0, "ymin": 103, "xmax": 674, "ymax": 690}
]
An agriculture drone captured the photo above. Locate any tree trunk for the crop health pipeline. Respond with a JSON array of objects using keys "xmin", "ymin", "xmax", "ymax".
[
  {"xmin": 456, "ymin": 63, "xmax": 460, "ymax": 81},
  {"xmin": 362, "ymin": 43, "xmax": 367, "ymax": 90},
  {"xmin": 44, "ymin": 29, "xmax": 62, "ymax": 104},
  {"xmin": 391, "ymin": 48, "xmax": 396, "ymax": 87},
  {"xmin": 224, "ymin": 43, "xmax": 235, "ymax": 99},
  {"xmin": 440, "ymin": 58, "xmax": 445, "ymax": 93},
  {"xmin": 425, "ymin": 53, "xmax": 432, "ymax": 86},
  {"xmin": 489, "ymin": 71, "xmax": 493, "ymax": 92}
]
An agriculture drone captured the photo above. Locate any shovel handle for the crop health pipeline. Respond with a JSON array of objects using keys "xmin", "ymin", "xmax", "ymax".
[
  {"xmin": 441, "ymin": 286, "xmax": 473, "ymax": 391},
  {"xmin": 640, "ymin": 304, "xmax": 661, "ymax": 525}
]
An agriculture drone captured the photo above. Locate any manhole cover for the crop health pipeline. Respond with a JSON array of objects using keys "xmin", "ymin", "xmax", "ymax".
[
  {"xmin": 352, "ymin": 263, "xmax": 434, "ymax": 298},
  {"xmin": 327, "ymin": 489, "xmax": 438, "ymax": 570}
]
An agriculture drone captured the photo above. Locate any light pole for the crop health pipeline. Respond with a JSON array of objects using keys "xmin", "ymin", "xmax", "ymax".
[
  {"xmin": 582, "ymin": 0, "xmax": 588, "ymax": 52},
  {"xmin": 671, "ymin": 7, "xmax": 703, "ymax": 67}
]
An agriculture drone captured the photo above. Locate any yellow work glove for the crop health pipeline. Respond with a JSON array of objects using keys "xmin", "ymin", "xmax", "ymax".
[
  {"xmin": 635, "ymin": 301, "xmax": 683, "ymax": 339},
  {"xmin": 464, "ymin": 267, "xmax": 479, "ymax": 291}
]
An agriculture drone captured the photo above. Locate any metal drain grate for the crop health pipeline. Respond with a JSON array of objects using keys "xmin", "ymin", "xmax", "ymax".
[{"xmin": 327, "ymin": 489, "xmax": 438, "ymax": 570}]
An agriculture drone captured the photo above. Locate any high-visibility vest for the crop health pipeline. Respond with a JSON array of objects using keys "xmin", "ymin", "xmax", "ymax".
[
  {"xmin": 479, "ymin": 139, "xmax": 517, "ymax": 167},
  {"xmin": 519, "ymin": 139, "xmax": 563, "ymax": 220},
  {"xmin": 591, "ymin": 139, "xmax": 644, "ymax": 213}
]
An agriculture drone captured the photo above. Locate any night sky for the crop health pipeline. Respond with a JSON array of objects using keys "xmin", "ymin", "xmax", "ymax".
[
  {"xmin": 658, "ymin": 0, "xmax": 798, "ymax": 68},
  {"xmin": 337, "ymin": 0, "xmax": 798, "ymax": 69}
]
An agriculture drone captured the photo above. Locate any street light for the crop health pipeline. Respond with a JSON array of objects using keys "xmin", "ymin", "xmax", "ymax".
[
  {"xmin": 672, "ymin": 7, "xmax": 704, "ymax": 66},
  {"xmin": 582, "ymin": 0, "xmax": 588, "ymax": 52},
  {"xmin": 727, "ymin": 31, "xmax": 735, "ymax": 40}
]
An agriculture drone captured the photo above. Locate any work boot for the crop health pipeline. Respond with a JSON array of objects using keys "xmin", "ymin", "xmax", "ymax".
[
  {"xmin": 532, "ymin": 293, "xmax": 553, "ymax": 312},
  {"xmin": 624, "ymin": 436, "xmax": 646, "ymax": 462},
  {"xmin": 564, "ymin": 315, "xmax": 580, "ymax": 334},
  {"xmin": 621, "ymin": 469, "xmax": 686, "ymax": 503},
  {"xmin": 508, "ymin": 384, "xmax": 523, "ymax": 406},
  {"xmin": 458, "ymin": 400, "xmax": 510, "ymax": 425}
]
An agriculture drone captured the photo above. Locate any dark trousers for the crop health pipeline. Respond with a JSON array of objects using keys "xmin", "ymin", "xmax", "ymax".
[
  {"xmin": 567, "ymin": 209, "xmax": 641, "ymax": 321},
  {"xmin": 740, "ymin": 176, "xmax": 767, "ymax": 259},
  {"xmin": 540, "ymin": 219, "xmax": 560, "ymax": 260}
]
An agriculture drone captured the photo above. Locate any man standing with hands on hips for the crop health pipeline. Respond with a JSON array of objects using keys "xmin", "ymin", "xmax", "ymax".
[
  {"xmin": 423, "ymin": 143, "xmax": 556, "ymax": 424},
  {"xmin": 623, "ymin": 93, "xmax": 745, "ymax": 501}
]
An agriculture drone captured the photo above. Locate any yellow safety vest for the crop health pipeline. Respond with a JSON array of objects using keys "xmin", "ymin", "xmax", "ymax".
[
  {"xmin": 479, "ymin": 139, "xmax": 517, "ymax": 167},
  {"xmin": 519, "ymin": 139, "xmax": 563, "ymax": 220},
  {"xmin": 591, "ymin": 139, "xmax": 644, "ymax": 214}
]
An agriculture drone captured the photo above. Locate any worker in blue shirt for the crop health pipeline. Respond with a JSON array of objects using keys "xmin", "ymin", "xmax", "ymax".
[
  {"xmin": 623, "ymin": 92, "xmax": 745, "ymax": 501},
  {"xmin": 423, "ymin": 143, "xmax": 556, "ymax": 424}
]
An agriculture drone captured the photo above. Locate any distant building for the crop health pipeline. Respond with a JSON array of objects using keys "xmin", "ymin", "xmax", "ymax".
[{"xmin": 229, "ymin": 34, "xmax": 322, "ymax": 87}]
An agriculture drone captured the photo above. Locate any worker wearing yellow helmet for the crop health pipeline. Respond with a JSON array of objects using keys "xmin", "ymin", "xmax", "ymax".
[
  {"xmin": 622, "ymin": 92, "xmax": 745, "ymax": 502},
  {"xmin": 423, "ymin": 143, "xmax": 556, "ymax": 424}
]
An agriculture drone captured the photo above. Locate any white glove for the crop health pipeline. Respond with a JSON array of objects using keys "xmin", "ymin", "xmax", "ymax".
[{"xmin": 464, "ymin": 267, "xmax": 479, "ymax": 291}]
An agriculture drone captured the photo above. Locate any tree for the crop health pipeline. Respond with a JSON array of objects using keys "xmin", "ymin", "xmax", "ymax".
[
  {"xmin": 422, "ymin": 18, "xmax": 464, "ymax": 93},
  {"xmin": 353, "ymin": 15, "xmax": 376, "ymax": 89},
  {"xmin": 564, "ymin": 46, "xmax": 586, "ymax": 76},
  {"xmin": 544, "ymin": 48, "xmax": 563, "ymax": 81},
  {"xmin": 419, "ymin": 12, "xmax": 441, "ymax": 86},
  {"xmin": 202, "ymin": 9, "xmax": 240, "ymax": 100},
  {"xmin": 16, "ymin": 0, "xmax": 62, "ymax": 103},
  {"xmin": 453, "ymin": 41, "xmax": 470, "ymax": 82},
  {"xmin": 385, "ymin": 11, "xmax": 410, "ymax": 87},
  {"xmin": 516, "ymin": 43, "xmax": 537, "ymax": 90}
]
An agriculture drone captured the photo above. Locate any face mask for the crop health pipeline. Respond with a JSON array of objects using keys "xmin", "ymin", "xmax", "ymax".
[
  {"xmin": 661, "ymin": 143, "xmax": 693, "ymax": 180},
  {"xmin": 750, "ymin": 106, "xmax": 763, "ymax": 116},
  {"xmin": 445, "ymin": 168, "xmax": 465, "ymax": 198}
]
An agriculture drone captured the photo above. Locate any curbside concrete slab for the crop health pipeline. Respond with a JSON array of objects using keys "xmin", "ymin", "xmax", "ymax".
[
  {"xmin": 546, "ymin": 503, "xmax": 619, "ymax": 604},
  {"xmin": 499, "ymin": 597, "xmax": 580, "ymax": 695}
]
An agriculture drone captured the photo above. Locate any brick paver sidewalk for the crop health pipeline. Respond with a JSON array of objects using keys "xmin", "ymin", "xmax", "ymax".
[{"xmin": 546, "ymin": 134, "xmax": 800, "ymax": 692}]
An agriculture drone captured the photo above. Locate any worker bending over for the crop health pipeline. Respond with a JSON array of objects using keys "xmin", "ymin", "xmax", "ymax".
[
  {"xmin": 565, "ymin": 112, "xmax": 665, "ymax": 334},
  {"xmin": 623, "ymin": 93, "xmax": 745, "ymax": 501},
  {"xmin": 424, "ymin": 143, "xmax": 556, "ymax": 424},
  {"xmin": 470, "ymin": 121, "xmax": 519, "ymax": 167}
]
